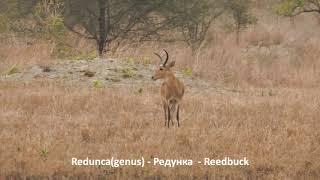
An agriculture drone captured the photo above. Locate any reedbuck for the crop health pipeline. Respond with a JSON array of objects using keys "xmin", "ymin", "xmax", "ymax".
[{"xmin": 152, "ymin": 50, "xmax": 185, "ymax": 128}]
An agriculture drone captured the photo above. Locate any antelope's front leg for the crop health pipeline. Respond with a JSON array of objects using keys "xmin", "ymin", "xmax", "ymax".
[
  {"xmin": 163, "ymin": 104, "xmax": 167, "ymax": 127},
  {"xmin": 170, "ymin": 103, "xmax": 175, "ymax": 126}
]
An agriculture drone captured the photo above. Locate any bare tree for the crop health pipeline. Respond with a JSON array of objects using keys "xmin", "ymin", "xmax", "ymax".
[
  {"xmin": 158, "ymin": 0, "xmax": 225, "ymax": 52},
  {"xmin": 64, "ymin": 0, "xmax": 167, "ymax": 56},
  {"xmin": 5, "ymin": 0, "xmax": 227, "ymax": 56},
  {"xmin": 63, "ymin": 0, "xmax": 226, "ymax": 56}
]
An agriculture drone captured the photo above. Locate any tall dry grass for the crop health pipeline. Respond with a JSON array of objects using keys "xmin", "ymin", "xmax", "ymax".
[
  {"xmin": 1, "ymin": 13, "xmax": 320, "ymax": 89},
  {"xmin": 108, "ymin": 20, "xmax": 320, "ymax": 89},
  {"xmin": 0, "ymin": 36, "xmax": 51, "ymax": 74},
  {"xmin": 191, "ymin": 33, "xmax": 320, "ymax": 88},
  {"xmin": 0, "ymin": 81, "xmax": 319, "ymax": 178},
  {"xmin": 1, "ymin": 9, "xmax": 320, "ymax": 179}
]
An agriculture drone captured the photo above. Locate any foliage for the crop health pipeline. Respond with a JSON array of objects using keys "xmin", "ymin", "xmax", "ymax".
[
  {"xmin": 33, "ymin": 1, "xmax": 80, "ymax": 60},
  {"xmin": 0, "ymin": 0, "xmax": 64, "ymax": 36},
  {"xmin": 0, "ymin": 0, "xmax": 257, "ymax": 57},
  {"xmin": 0, "ymin": 0, "xmax": 78, "ymax": 59},
  {"xmin": 40, "ymin": 148, "xmax": 49, "ymax": 158},
  {"xmin": 51, "ymin": 42, "xmax": 97, "ymax": 60},
  {"xmin": 43, "ymin": 15, "xmax": 66, "ymax": 40},
  {"xmin": 228, "ymin": 0, "xmax": 257, "ymax": 28},
  {"xmin": 0, "ymin": 14, "xmax": 9, "ymax": 33},
  {"xmin": 225, "ymin": 0, "xmax": 257, "ymax": 44},
  {"xmin": 0, "ymin": 0, "xmax": 19, "ymax": 33},
  {"xmin": 182, "ymin": 67, "xmax": 193, "ymax": 77},
  {"xmin": 126, "ymin": 57, "xmax": 135, "ymax": 66},
  {"xmin": 276, "ymin": 0, "xmax": 320, "ymax": 16},
  {"xmin": 122, "ymin": 68, "xmax": 137, "ymax": 78},
  {"xmin": 158, "ymin": 0, "xmax": 225, "ymax": 51},
  {"xmin": 75, "ymin": 50, "xmax": 97, "ymax": 60},
  {"xmin": 2, "ymin": 0, "xmax": 226, "ymax": 56},
  {"xmin": 51, "ymin": 42, "xmax": 73, "ymax": 59},
  {"xmin": 93, "ymin": 80, "xmax": 102, "ymax": 88},
  {"xmin": 142, "ymin": 57, "xmax": 151, "ymax": 66},
  {"xmin": 7, "ymin": 64, "xmax": 19, "ymax": 75},
  {"xmin": 63, "ymin": 0, "xmax": 226, "ymax": 55}
]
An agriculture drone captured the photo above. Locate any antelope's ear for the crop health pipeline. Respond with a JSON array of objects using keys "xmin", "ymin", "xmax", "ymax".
[{"xmin": 167, "ymin": 61, "xmax": 175, "ymax": 68}]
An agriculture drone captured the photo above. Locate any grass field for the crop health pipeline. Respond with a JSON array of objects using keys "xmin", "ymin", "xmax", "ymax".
[
  {"xmin": 1, "ymin": 7, "xmax": 320, "ymax": 179},
  {"xmin": 0, "ymin": 80, "xmax": 319, "ymax": 179}
]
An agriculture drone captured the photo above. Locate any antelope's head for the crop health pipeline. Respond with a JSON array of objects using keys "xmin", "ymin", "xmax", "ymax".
[{"xmin": 151, "ymin": 49, "xmax": 175, "ymax": 81}]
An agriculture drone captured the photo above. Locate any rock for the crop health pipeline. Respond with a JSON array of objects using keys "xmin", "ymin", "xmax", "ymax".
[
  {"xmin": 122, "ymin": 74, "xmax": 131, "ymax": 79},
  {"xmin": 40, "ymin": 65, "xmax": 51, "ymax": 72},
  {"xmin": 106, "ymin": 77, "xmax": 121, "ymax": 82},
  {"xmin": 84, "ymin": 70, "xmax": 95, "ymax": 77}
]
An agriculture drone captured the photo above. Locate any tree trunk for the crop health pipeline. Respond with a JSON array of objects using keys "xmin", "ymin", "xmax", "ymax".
[
  {"xmin": 236, "ymin": 23, "xmax": 240, "ymax": 45},
  {"xmin": 98, "ymin": 0, "xmax": 106, "ymax": 57}
]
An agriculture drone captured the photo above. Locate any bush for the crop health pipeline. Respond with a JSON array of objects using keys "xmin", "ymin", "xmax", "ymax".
[
  {"xmin": 182, "ymin": 67, "xmax": 193, "ymax": 77},
  {"xmin": 45, "ymin": 16, "xmax": 65, "ymax": 40},
  {"xmin": 0, "ymin": 14, "xmax": 9, "ymax": 33},
  {"xmin": 7, "ymin": 64, "xmax": 19, "ymax": 75},
  {"xmin": 51, "ymin": 42, "xmax": 73, "ymax": 59}
]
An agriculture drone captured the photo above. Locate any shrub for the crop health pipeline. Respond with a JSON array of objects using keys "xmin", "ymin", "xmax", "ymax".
[
  {"xmin": 0, "ymin": 14, "xmax": 9, "ymax": 33},
  {"xmin": 122, "ymin": 68, "xmax": 136, "ymax": 78},
  {"xmin": 182, "ymin": 67, "xmax": 193, "ymax": 77},
  {"xmin": 93, "ymin": 80, "xmax": 102, "ymax": 88},
  {"xmin": 45, "ymin": 15, "xmax": 65, "ymax": 40},
  {"xmin": 7, "ymin": 64, "xmax": 19, "ymax": 75},
  {"xmin": 40, "ymin": 149, "xmax": 49, "ymax": 158}
]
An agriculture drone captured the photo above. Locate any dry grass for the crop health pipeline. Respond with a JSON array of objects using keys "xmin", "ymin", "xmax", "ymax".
[
  {"xmin": 0, "ymin": 33, "xmax": 96, "ymax": 75},
  {"xmin": 0, "ymin": 36, "xmax": 52, "ymax": 74},
  {"xmin": 1, "ymin": 7, "xmax": 320, "ymax": 179},
  {"xmin": 2, "ymin": 19, "xmax": 320, "ymax": 89},
  {"xmin": 106, "ymin": 23, "xmax": 320, "ymax": 89},
  {"xmin": 189, "ymin": 23, "xmax": 320, "ymax": 88},
  {"xmin": 0, "ymin": 81, "xmax": 319, "ymax": 179}
]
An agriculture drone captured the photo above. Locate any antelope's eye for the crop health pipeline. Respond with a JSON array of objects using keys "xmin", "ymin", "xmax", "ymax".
[{"xmin": 160, "ymin": 68, "xmax": 164, "ymax": 71}]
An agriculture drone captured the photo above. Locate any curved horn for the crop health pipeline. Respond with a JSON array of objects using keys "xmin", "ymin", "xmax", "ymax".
[
  {"xmin": 154, "ymin": 52, "xmax": 163, "ymax": 63},
  {"xmin": 163, "ymin": 49, "xmax": 169, "ymax": 66}
]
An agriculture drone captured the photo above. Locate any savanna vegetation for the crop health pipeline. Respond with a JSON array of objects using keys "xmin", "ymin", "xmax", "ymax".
[{"xmin": 0, "ymin": 0, "xmax": 320, "ymax": 179}]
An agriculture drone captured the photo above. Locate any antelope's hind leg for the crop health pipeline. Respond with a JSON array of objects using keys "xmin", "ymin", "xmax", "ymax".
[
  {"xmin": 167, "ymin": 106, "xmax": 171, "ymax": 128},
  {"xmin": 177, "ymin": 105, "xmax": 180, "ymax": 127}
]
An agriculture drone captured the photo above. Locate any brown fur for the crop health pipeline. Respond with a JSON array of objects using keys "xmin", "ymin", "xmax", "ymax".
[{"xmin": 152, "ymin": 61, "xmax": 185, "ymax": 128}]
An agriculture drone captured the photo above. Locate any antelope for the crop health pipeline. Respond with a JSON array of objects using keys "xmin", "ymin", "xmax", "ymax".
[{"xmin": 152, "ymin": 50, "xmax": 185, "ymax": 128}]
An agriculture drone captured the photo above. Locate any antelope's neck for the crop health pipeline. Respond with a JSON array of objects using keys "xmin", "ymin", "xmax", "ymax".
[{"xmin": 165, "ymin": 72, "xmax": 177, "ymax": 82}]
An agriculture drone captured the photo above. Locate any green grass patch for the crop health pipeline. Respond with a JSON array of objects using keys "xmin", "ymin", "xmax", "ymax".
[
  {"xmin": 93, "ymin": 80, "xmax": 102, "ymax": 88},
  {"xmin": 122, "ymin": 68, "xmax": 137, "ymax": 78},
  {"xmin": 7, "ymin": 64, "xmax": 19, "ymax": 75},
  {"xmin": 40, "ymin": 148, "xmax": 49, "ymax": 158},
  {"xmin": 181, "ymin": 67, "xmax": 193, "ymax": 77}
]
